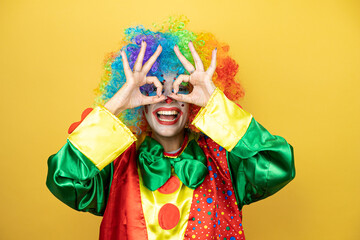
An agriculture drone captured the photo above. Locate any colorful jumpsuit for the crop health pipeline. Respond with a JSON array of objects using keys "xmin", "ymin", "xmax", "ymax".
[{"xmin": 46, "ymin": 88, "xmax": 295, "ymax": 240}]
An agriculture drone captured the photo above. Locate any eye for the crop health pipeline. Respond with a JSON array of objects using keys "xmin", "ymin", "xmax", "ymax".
[
  {"xmin": 152, "ymin": 86, "xmax": 164, "ymax": 94},
  {"xmin": 153, "ymin": 81, "xmax": 164, "ymax": 92},
  {"xmin": 178, "ymin": 86, "xmax": 189, "ymax": 94}
]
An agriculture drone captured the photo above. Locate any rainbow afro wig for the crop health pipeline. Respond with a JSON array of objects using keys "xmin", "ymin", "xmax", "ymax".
[{"xmin": 95, "ymin": 16, "xmax": 244, "ymax": 137}]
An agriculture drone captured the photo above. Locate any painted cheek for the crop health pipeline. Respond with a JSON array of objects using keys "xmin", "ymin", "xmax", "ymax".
[
  {"xmin": 180, "ymin": 102, "xmax": 189, "ymax": 111},
  {"xmin": 181, "ymin": 105, "xmax": 190, "ymax": 121}
]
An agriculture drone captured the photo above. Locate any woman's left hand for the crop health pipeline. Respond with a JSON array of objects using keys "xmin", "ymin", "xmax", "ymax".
[{"xmin": 169, "ymin": 42, "xmax": 217, "ymax": 107}]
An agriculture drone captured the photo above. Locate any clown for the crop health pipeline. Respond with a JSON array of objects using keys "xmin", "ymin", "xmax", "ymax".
[{"xmin": 47, "ymin": 17, "xmax": 295, "ymax": 240}]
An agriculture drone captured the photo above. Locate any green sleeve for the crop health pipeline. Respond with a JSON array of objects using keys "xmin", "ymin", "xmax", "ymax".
[
  {"xmin": 46, "ymin": 139, "xmax": 113, "ymax": 216},
  {"xmin": 227, "ymin": 118, "xmax": 295, "ymax": 210}
]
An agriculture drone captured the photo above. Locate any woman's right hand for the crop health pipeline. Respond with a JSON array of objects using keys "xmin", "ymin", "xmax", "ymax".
[{"xmin": 104, "ymin": 41, "xmax": 166, "ymax": 116}]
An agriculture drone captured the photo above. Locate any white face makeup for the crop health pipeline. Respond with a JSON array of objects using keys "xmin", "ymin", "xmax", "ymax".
[{"xmin": 144, "ymin": 73, "xmax": 189, "ymax": 138}]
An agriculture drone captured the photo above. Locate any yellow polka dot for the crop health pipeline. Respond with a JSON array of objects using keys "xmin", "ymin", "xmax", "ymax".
[
  {"xmin": 221, "ymin": 212, "xmax": 224, "ymax": 215},
  {"xmin": 200, "ymin": 186, "xmax": 202, "ymax": 189},
  {"xmin": 220, "ymin": 161, "xmax": 223, "ymax": 163},
  {"xmin": 206, "ymin": 234, "xmax": 208, "ymax": 237},
  {"xmin": 227, "ymin": 205, "xmax": 229, "ymax": 207},
  {"xmin": 204, "ymin": 225, "xmax": 208, "ymax": 229},
  {"xmin": 208, "ymin": 189, "xmax": 211, "ymax": 192},
  {"xmin": 239, "ymin": 231, "xmax": 243, "ymax": 234},
  {"xmin": 213, "ymin": 206, "xmax": 215, "ymax": 208},
  {"xmin": 235, "ymin": 201, "xmax": 238, "ymax": 205},
  {"xmin": 195, "ymin": 194, "xmax": 199, "ymax": 198},
  {"xmin": 192, "ymin": 235, "xmax": 196, "ymax": 238},
  {"xmin": 217, "ymin": 166, "xmax": 220, "ymax": 169}
]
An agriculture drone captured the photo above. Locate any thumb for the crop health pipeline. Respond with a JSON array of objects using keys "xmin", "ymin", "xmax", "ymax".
[
  {"xmin": 168, "ymin": 93, "xmax": 193, "ymax": 104},
  {"xmin": 141, "ymin": 95, "xmax": 166, "ymax": 105}
]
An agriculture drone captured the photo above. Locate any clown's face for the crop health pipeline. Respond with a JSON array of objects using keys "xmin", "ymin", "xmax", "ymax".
[{"xmin": 144, "ymin": 73, "xmax": 189, "ymax": 138}]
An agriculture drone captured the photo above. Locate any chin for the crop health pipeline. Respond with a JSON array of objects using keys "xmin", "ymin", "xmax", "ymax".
[{"xmin": 152, "ymin": 127, "xmax": 185, "ymax": 138}]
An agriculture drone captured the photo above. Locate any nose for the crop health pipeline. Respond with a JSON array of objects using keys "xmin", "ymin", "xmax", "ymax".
[{"xmin": 165, "ymin": 96, "xmax": 173, "ymax": 104}]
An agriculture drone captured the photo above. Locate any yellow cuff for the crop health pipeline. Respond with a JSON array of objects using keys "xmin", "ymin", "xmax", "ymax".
[
  {"xmin": 192, "ymin": 88, "xmax": 253, "ymax": 152},
  {"xmin": 68, "ymin": 106, "xmax": 137, "ymax": 170}
]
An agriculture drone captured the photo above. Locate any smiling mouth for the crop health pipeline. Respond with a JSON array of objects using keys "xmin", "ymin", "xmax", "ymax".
[{"xmin": 153, "ymin": 107, "xmax": 183, "ymax": 125}]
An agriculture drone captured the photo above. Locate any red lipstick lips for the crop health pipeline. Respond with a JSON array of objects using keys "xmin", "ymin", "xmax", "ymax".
[{"xmin": 152, "ymin": 107, "xmax": 183, "ymax": 125}]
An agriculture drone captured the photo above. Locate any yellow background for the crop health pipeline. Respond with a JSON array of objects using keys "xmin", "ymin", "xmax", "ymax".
[{"xmin": 1, "ymin": 0, "xmax": 359, "ymax": 239}]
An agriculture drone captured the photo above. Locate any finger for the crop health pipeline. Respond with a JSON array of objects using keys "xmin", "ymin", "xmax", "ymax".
[
  {"xmin": 141, "ymin": 95, "xmax": 166, "ymax": 105},
  {"xmin": 133, "ymin": 41, "xmax": 147, "ymax": 72},
  {"xmin": 142, "ymin": 45, "xmax": 162, "ymax": 74},
  {"xmin": 206, "ymin": 48, "xmax": 217, "ymax": 76},
  {"xmin": 121, "ymin": 50, "xmax": 133, "ymax": 80},
  {"xmin": 173, "ymin": 74, "xmax": 190, "ymax": 94},
  {"xmin": 188, "ymin": 41, "xmax": 204, "ymax": 71},
  {"xmin": 145, "ymin": 76, "xmax": 163, "ymax": 97},
  {"xmin": 168, "ymin": 92, "xmax": 192, "ymax": 104},
  {"xmin": 173, "ymin": 45, "xmax": 196, "ymax": 73}
]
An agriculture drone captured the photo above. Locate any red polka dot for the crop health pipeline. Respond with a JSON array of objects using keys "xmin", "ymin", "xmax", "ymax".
[
  {"xmin": 158, "ymin": 203, "xmax": 180, "ymax": 230},
  {"xmin": 158, "ymin": 176, "xmax": 180, "ymax": 194}
]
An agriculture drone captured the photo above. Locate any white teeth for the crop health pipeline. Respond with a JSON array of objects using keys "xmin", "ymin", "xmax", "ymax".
[
  {"xmin": 157, "ymin": 110, "xmax": 178, "ymax": 115},
  {"xmin": 158, "ymin": 118, "xmax": 176, "ymax": 122}
]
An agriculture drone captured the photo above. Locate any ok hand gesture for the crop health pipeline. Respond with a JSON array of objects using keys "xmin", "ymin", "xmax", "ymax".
[
  {"xmin": 104, "ymin": 41, "xmax": 166, "ymax": 115},
  {"xmin": 169, "ymin": 42, "xmax": 217, "ymax": 107}
]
